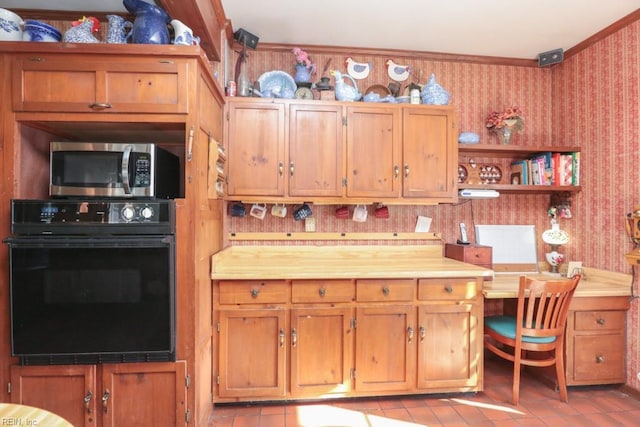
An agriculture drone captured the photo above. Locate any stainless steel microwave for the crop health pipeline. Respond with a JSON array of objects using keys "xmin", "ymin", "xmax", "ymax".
[{"xmin": 50, "ymin": 142, "xmax": 180, "ymax": 198}]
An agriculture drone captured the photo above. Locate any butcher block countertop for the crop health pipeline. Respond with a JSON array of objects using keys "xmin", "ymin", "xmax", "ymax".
[
  {"xmin": 210, "ymin": 245, "xmax": 492, "ymax": 280},
  {"xmin": 484, "ymin": 267, "xmax": 632, "ymax": 299}
]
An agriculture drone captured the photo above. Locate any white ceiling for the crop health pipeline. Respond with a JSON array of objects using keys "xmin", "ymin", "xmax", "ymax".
[{"xmin": 5, "ymin": 0, "xmax": 640, "ymax": 59}]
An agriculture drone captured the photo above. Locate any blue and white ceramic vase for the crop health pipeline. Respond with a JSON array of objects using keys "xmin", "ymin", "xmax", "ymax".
[
  {"xmin": 123, "ymin": 0, "xmax": 170, "ymax": 44},
  {"xmin": 294, "ymin": 64, "xmax": 312, "ymax": 83},
  {"xmin": 106, "ymin": 14, "xmax": 132, "ymax": 44}
]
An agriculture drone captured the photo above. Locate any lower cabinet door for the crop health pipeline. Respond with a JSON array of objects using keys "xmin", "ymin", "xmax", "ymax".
[
  {"xmin": 10, "ymin": 364, "xmax": 96, "ymax": 427},
  {"xmin": 290, "ymin": 307, "xmax": 353, "ymax": 396},
  {"xmin": 417, "ymin": 303, "xmax": 480, "ymax": 389},
  {"xmin": 101, "ymin": 362, "xmax": 187, "ymax": 427},
  {"xmin": 218, "ymin": 309, "xmax": 287, "ymax": 398},
  {"xmin": 355, "ymin": 306, "xmax": 416, "ymax": 392},
  {"xmin": 10, "ymin": 362, "xmax": 187, "ymax": 427}
]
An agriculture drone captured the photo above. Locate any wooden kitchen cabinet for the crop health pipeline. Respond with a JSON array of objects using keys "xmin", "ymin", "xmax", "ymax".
[
  {"xmin": 213, "ymin": 274, "xmax": 484, "ymax": 402},
  {"xmin": 417, "ymin": 278, "xmax": 482, "ymax": 390},
  {"xmin": 564, "ymin": 297, "xmax": 628, "ymax": 385},
  {"xmin": 217, "ymin": 308, "xmax": 287, "ymax": 398},
  {"xmin": 223, "ymin": 98, "xmax": 457, "ymax": 204},
  {"xmin": 225, "ymin": 101, "xmax": 286, "ymax": 197},
  {"xmin": 10, "ymin": 362, "xmax": 187, "ymax": 427},
  {"xmin": 12, "ymin": 54, "xmax": 189, "ymax": 114},
  {"xmin": 402, "ymin": 106, "xmax": 458, "ymax": 200},
  {"xmin": 290, "ymin": 307, "xmax": 353, "ymax": 396},
  {"xmin": 346, "ymin": 105, "xmax": 402, "ymax": 198},
  {"xmin": 2, "ymin": 43, "xmax": 225, "ymax": 426},
  {"xmin": 289, "ymin": 104, "xmax": 344, "ymax": 197},
  {"xmin": 355, "ymin": 305, "xmax": 416, "ymax": 392}
]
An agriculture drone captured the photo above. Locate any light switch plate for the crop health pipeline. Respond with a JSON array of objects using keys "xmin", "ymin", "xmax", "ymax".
[{"xmin": 305, "ymin": 217, "xmax": 316, "ymax": 232}]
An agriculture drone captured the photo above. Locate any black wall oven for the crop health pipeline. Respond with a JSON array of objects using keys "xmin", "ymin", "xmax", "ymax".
[{"xmin": 4, "ymin": 199, "xmax": 176, "ymax": 365}]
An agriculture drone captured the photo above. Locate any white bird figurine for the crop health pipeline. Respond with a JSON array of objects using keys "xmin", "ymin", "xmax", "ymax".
[
  {"xmin": 345, "ymin": 57, "xmax": 371, "ymax": 80},
  {"xmin": 386, "ymin": 59, "xmax": 411, "ymax": 82}
]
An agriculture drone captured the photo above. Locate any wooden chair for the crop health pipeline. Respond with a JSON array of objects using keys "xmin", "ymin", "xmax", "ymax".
[{"xmin": 484, "ymin": 274, "xmax": 581, "ymax": 405}]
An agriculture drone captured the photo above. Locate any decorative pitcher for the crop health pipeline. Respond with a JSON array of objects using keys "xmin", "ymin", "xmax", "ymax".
[
  {"xmin": 170, "ymin": 19, "xmax": 199, "ymax": 46},
  {"xmin": 123, "ymin": 0, "xmax": 170, "ymax": 44},
  {"xmin": 106, "ymin": 14, "xmax": 132, "ymax": 44}
]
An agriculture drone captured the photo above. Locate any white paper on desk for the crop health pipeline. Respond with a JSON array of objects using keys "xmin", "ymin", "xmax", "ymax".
[{"xmin": 415, "ymin": 216, "xmax": 432, "ymax": 232}]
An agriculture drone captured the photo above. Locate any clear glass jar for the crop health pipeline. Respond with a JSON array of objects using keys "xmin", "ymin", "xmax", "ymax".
[{"xmin": 237, "ymin": 57, "xmax": 250, "ymax": 97}]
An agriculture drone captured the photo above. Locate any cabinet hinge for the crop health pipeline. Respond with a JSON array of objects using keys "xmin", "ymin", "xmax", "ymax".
[
  {"xmin": 185, "ymin": 374, "xmax": 191, "ymax": 389},
  {"xmin": 350, "ymin": 318, "xmax": 356, "ymax": 329},
  {"xmin": 7, "ymin": 382, "xmax": 10, "ymax": 394},
  {"xmin": 187, "ymin": 126, "xmax": 194, "ymax": 161},
  {"xmin": 342, "ymin": 117, "xmax": 347, "ymax": 126},
  {"xmin": 185, "ymin": 408, "xmax": 192, "ymax": 424},
  {"xmin": 226, "ymin": 111, "xmax": 230, "ymax": 121}
]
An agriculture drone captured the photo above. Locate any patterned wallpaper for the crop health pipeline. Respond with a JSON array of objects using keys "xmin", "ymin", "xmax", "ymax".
[
  {"xmin": 552, "ymin": 20, "xmax": 640, "ymax": 390},
  {"xmin": 224, "ymin": 18, "xmax": 640, "ymax": 390}
]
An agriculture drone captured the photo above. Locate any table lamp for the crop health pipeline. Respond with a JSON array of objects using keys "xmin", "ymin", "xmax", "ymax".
[{"xmin": 542, "ymin": 219, "xmax": 569, "ymax": 274}]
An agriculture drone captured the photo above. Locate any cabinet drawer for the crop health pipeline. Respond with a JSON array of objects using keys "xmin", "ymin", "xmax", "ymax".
[
  {"xmin": 574, "ymin": 311, "xmax": 625, "ymax": 331},
  {"xmin": 418, "ymin": 279, "xmax": 478, "ymax": 300},
  {"xmin": 445, "ymin": 244, "xmax": 492, "ymax": 265},
  {"xmin": 571, "ymin": 334, "xmax": 625, "ymax": 382},
  {"xmin": 292, "ymin": 280, "xmax": 354, "ymax": 303},
  {"xmin": 219, "ymin": 280, "xmax": 288, "ymax": 304},
  {"xmin": 356, "ymin": 279, "xmax": 415, "ymax": 302}
]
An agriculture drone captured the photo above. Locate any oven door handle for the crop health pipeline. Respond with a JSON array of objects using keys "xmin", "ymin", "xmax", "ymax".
[{"xmin": 121, "ymin": 145, "xmax": 133, "ymax": 195}]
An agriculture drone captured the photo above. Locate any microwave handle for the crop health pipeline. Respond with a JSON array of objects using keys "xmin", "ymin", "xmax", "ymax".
[{"xmin": 121, "ymin": 145, "xmax": 133, "ymax": 195}]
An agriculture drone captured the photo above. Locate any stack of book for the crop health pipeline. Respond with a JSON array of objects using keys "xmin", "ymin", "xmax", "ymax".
[{"xmin": 510, "ymin": 152, "xmax": 580, "ymax": 186}]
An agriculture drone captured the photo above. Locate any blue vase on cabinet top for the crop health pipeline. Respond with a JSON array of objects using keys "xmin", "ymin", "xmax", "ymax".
[{"xmin": 123, "ymin": 0, "xmax": 170, "ymax": 44}]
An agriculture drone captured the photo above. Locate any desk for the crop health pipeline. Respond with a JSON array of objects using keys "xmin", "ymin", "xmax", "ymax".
[
  {"xmin": 0, "ymin": 403, "xmax": 73, "ymax": 427},
  {"xmin": 482, "ymin": 267, "xmax": 631, "ymax": 386}
]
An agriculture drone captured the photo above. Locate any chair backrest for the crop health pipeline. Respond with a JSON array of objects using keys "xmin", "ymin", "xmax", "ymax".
[{"xmin": 517, "ymin": 274, "xmax": 581, "ymax": 340}]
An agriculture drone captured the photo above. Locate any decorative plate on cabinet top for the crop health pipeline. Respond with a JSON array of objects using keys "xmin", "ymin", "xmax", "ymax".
[{"xmin": 257, "ymin": 71, "xmax": 296, "ymax": 99}]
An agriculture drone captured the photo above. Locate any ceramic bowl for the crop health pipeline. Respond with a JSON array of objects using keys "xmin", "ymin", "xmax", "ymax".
[
  {"xmin": 22, "ymin": 20, "xmax": 61, "ymax": 42},
  {"xmin": 0, "ymin": 8, "xmax": 23, "ymax": 41}
]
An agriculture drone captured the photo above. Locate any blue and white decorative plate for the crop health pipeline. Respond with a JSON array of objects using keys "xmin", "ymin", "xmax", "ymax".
[{"xmin": 257, "ymin": 71, "xmax": 296, "ymax": 99}]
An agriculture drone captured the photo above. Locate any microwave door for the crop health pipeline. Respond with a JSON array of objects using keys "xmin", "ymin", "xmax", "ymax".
[{"xmin": 121, "ymin": 145, "xmax": 133, "ymax": 195}]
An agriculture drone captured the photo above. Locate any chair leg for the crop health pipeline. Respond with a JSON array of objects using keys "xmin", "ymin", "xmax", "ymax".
[
  {"xmin": 512, "ymin": 352, "xmax": 522, "ymax": 405},
  {"xmin": 555, "ymin": 348, "xmax": 569, "ymax": 402}
]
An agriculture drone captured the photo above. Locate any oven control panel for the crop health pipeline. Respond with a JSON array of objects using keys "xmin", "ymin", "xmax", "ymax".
[{"xmin": 11, "ymin": 199, "xmax": 175, "ymax": 235}]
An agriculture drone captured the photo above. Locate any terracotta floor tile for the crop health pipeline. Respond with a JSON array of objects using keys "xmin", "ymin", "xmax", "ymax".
[{"xmin": 207, "ymin": 357, "xmax": 640, "ymax": 427}]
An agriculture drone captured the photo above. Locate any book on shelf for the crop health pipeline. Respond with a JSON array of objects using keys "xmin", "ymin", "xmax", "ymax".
[
  {"xmin": 510, "ymin": 160, "xmax": 528, "ymax": 185},
  {"xmin": 572, "ymin": 152, "xmax": 580, "ymax": 185}
]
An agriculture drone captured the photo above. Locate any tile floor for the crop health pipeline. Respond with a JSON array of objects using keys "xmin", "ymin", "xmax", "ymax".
[{"xmin": 207, "ymin": 352, "xmax": 640, "ymax": 426}]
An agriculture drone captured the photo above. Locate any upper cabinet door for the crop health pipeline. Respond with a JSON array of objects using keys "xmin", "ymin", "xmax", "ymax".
[
  {"xmin": 225, "ymin": 101, "xmax": 286, "ymax": 197},
  {"xmin": 346, "ymin": 105, "xmax": 401, "ymax": 198},
  {"xmin": 289, "ymin": 104, "xmax": 344, "ymax": 197},
  {"xmin": 402, "ymin": 107, "xmax": 457, "ymax": 200},
  {"xmin": 12, "ymin": 55, "xmax": 188, "ymax": 114}
]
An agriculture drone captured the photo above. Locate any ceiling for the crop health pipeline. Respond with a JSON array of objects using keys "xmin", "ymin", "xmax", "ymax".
[{"xmin": 5, "ymin": 0, "xmax": 640, "ymax": 59}]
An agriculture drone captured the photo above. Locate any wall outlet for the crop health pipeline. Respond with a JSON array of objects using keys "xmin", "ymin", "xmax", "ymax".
[{"xmin": 566, "ymin": 261, "xmax": 583, "ymax": 278}]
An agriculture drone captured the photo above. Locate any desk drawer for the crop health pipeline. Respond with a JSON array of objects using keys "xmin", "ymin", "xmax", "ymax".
[
  {"xmin": 356, "ymin": 279, "xmax": 415, "ymax": 302},
  {"xmin": 572, "ymin": 334, "xmax": 625, "ymax": 382},
  {"xmin": 418, "ymin": 278, "xmax": 478, "ymax": 301},
  {"xmin": 292, "ymin": 280, "xmax": 354, "ymax": 303},
  {"xmin": 219, "ymin": 280, "xmax": 288, "ymax": 304},
  {"xmin": 574, "ymin": 311, "xmax": 625, "ymax": 331}
]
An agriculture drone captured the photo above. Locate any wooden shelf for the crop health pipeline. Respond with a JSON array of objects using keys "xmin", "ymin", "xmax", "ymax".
[
  {"xmin": 459, "ymin": 184, "xmax": 581, "ymax": 194},
  {"xmin": 458, "ymin": 144, "xmax": 580, "ymax": 159},
  {"xmin": 458, "ymin": 145, "xmax": 581, "ymax": 194}
]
